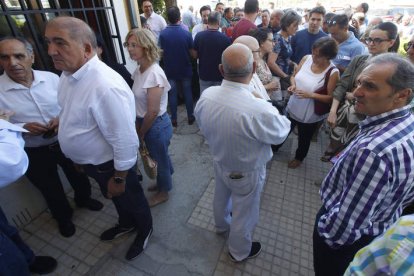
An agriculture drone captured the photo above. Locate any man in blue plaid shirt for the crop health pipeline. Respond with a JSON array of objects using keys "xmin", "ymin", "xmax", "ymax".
[{"xmin": 313, "ymin": 53, "xmax": 414, "ymax": 276}]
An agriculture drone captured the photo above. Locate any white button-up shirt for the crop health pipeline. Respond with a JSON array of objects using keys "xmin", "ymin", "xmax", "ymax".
[
  {"xmin": 58, "ymin": 56, "xmax": 139, "ymax": 171},
  {"xmin": 142, "ymin": 12, "xmax": 167, "ymax": 41},
  {"xmin": 0, "ymin": 71, "xmax": 60, "ymax": 147},
  {"xmin": 195, "ymin": 79, "xmax": 291, "ymax": 172},
  {"xmin": 0, "ymin": 119, "xmax": 28, "ymax": 187}
]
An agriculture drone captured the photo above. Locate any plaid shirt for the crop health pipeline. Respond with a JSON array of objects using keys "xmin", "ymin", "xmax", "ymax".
[
  {"xmin": 318, "ymin": 106, "xmax": 414, "ymax": 249},
  {"xmin": 345, "ymin": 215, "xmax": 414, "ymax": 275}
]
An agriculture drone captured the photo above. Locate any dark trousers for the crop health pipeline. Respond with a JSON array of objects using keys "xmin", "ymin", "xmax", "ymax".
[
  {"xmin": 313, "ymin": 206, "xmax": 375, "ymax": 276},
  {"xmin": 0, "ymin": 206, "xmax": 33, "ymax": 276},
  {"xmin": 272, "ymin": 116, "xmax": 319, "ymax": 161},
  {"xmin": 290, "ymin": 117, "xmax": 320, "ymax": 161},
  {"xmin": 83, "ymin": 161, "xmax": 152, "ymax": 234},
  {"xmin": 25, "ymin": 142, "xmax": 92, "ymax": 223}
]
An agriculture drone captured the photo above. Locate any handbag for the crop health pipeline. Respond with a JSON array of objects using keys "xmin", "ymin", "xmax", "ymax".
[
  {"xmin": 314, "ymin": 66, "xmax": 335, "ymax": 116},
  {"xmin": 139, "ymin": 141, "xmax": 157, "ymax": 179}
]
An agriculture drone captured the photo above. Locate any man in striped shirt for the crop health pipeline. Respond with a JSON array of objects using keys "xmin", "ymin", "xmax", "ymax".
[{"xmin": 313, "ymin": 53, "xmax": 414, "ymax": 276}]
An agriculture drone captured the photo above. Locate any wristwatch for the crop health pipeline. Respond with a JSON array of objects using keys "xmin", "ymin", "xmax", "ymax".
[{"xmin": 114, "ymin": 176, "xmax": 125, "ymax": 184}]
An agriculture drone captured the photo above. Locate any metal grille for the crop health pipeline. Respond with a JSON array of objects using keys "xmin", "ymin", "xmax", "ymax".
[{"xmin": 0, "ymin": 0, "xmax": 125, "ymax": 72}]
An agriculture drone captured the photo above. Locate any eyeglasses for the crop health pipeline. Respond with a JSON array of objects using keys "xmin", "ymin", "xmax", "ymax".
[
  {"xmin": 252, "ymin": 49, "xmax": 260, "ymax": 53},
  {"xmin": 123, "ymin": 42, "xmax": 141, "ymax": 48},
  {"xmin": 365, "ymin": 37, "xmax": 390, "ymax": 45},
  {"xmin": 404, "ymin": 42, "xmax": 414, "ymax": 52}
]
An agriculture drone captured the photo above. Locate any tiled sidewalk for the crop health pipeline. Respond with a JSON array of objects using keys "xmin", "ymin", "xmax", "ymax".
[{"xmin": 20, "ymin": 107, "xmax": 333, "ymax": 275}]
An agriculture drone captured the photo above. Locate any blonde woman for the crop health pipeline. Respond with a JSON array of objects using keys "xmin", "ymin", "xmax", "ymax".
[{"xmin": 124, "ymin": 28, "xmax": 173, "ymax": 207}]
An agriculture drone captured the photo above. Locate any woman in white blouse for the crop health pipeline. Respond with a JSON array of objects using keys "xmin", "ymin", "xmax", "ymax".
[
  {"xmin": 125, "ymin": 28, "xmax": 173, "ymax": 207},
  {"xmin": 284, "ymin": 37, "xmax": 340, "ymax": 168}
]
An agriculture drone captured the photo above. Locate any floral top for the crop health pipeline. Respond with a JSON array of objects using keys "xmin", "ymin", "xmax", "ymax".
[{"xmin": 273, "ymin": 32, "xmax": 293, "ymax": 75}]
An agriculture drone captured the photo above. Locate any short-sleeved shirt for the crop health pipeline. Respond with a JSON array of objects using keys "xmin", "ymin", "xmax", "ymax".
[
  {"xmin": 273, "ymin": 32, "xmax": 293, "ymax": 75},
  {"xmin": 159, "ymin": 24, "xmax": 193, "ymax": 80},
  {"xmin": 291, "ymin": 29, "xmax": 327, "ymax": 64},
  {"xmin": 232, "ymin": 18, "xmax": 257, "ymax": 41},
  {"xmin": 194, "ymin": 29, "xmax": 231, "ymax": 82},
  {"xmin": 132, "ymin": 63, "xmax": 171, "ymax": 118},
  {"xmin": 332, "ymin": 31, "xmax": 366, "ymax": 70}
]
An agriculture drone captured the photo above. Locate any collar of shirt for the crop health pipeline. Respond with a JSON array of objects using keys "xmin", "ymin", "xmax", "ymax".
[
  {"xmin": 64, "ymin": 54, "xmax": 99, "ymax": 81},
  {"xmin": 2, "ymin": 70, "xmax": 46, "ymax": 92},
  {"xmin": 359, "ymin": 106, "xmax": 412, "ymax": 130},
  {"xmin": 0, "ymin": 119, "xmax": 27, "ymax": 132},
  {"xmin": 221, "ymin": 79, "xmax": 253, "ymax": 97}
]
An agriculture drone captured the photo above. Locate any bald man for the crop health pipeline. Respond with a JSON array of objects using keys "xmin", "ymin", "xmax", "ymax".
[
  {"xmin": 194, "ymin": 43, "xmax": 290, "ymax": 262},
  {"xmin": 45, "ymin": 16, "xmax": 152, "ymax": 261},
  {"xmin": 234, "ymin": 35, "xmax": 274, "ymax": 100}
]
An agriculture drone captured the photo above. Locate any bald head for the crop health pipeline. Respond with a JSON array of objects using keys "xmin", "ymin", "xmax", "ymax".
[
  {"xmin": 234, "ymin": 35, "xmax": 260, "ymax": 62},
  {"xmin": 220, "ymin": 43, "xmax": 254, "ymax": 83},
  {"xmin": 47, "ymin": 16, "xmax": 97, "ymax": 48},
  {"xmin": 234, "ymin": 35, "xmax": 259, "ymax": 52}
]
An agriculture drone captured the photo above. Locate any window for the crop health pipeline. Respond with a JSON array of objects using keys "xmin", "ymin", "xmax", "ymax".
[{"xmin": 0, "ymin": 0, "xmax": 125, "ymax": 72}]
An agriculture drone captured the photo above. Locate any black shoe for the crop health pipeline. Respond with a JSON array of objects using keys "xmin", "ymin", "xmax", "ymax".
[
  {"xmin": 188, "ymin": 116, "xmax": 195, "ymax": 125},
  {"xmin": 125, "ymin": 227, "xmax": 153, "ymax": 261},
  {"xmin": 228, "ymin": 241, "xmax": 262, "ymax": 262},
  {"xmin": 58, "ymin": 220, "xmax": 76, "ymax": 237},
  {"xmin": 29, "ymin": 256, "xmax": 57, "ymax": 274},
  {"xmin": 76, "ymin": 198, "xmax": 104, "ymax": 211},
  {"xmin": 100, "ymin": 225, "xmax": 135, "ymax": 241}
]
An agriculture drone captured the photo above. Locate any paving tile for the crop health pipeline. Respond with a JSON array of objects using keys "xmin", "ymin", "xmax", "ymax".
[{"xmin": 18, "ymin": 106, "xmax": 333, "ymax": 275}]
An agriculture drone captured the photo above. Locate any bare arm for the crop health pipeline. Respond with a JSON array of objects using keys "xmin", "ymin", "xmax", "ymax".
[{"xmin": 267, "ymin": 52, "xmax": 288, "ymax": 78}]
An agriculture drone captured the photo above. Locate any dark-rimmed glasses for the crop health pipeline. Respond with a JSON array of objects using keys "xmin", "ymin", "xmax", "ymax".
[
  {"xmin": 365, "ymin": 37, "xmax": 390, "ymax": 45},
  {"xmin": 404, "ymin": 42, "xmax": 414, "ymax": 52}
]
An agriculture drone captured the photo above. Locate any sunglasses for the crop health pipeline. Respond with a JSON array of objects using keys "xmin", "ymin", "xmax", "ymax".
[
  {"xmin": 404, "ymin": 42, "xmax": 414, "ymax": 52},
  {"xmin": 326, "ymin": 20, "xmax": 337, "ymax": 26},
  {"xmin": 365, "ymin": 37, "xmax": 390, "ymax": 45}
]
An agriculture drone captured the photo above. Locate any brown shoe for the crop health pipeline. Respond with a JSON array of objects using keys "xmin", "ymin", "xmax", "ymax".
[
  {"xmin": 148, "ymin": 191, "xmax": 169, "ymax": 207},
  {"xmin": 288, "ymin": 159, "xmax": 302, "ymax": 169},
  {"xmin": 147, "ymin": 185, "xmax": 159, "ymax": 192}
]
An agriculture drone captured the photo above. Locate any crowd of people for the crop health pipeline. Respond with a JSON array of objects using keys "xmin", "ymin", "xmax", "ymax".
[{"xmin": 1, "ymin": 0, "xmax": 414, "ymax": 275}]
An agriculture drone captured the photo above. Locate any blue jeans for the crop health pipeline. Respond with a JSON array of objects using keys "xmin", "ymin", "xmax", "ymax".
[
  {"xmin": 137, "ymin": 113, "xmax": 174, "ymax": 192},
  {"xmin": 168, "ymin": 78, "xmax": 194, "ymax": 121},
  {"xmin": 83, "ymin": 161, "xmax": 152, "ymax": 233},
  {"xmin": 0, "ymin": 206, "xmax": 33, "ymax": 276}
]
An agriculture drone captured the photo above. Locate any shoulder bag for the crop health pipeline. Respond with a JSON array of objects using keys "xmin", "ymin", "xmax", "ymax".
[{"xmin": 314, "ymin": 66, "xmax": 335, "ymax": 116}]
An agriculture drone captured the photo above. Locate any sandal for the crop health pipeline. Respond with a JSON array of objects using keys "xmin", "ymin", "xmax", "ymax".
[
  {"xmin": 148, "ymin": 192, "xmax": 169, "ymax": 207},
  {"xmin": 288, "ymin": 159, "xmax": 302, "ymax": 169}
]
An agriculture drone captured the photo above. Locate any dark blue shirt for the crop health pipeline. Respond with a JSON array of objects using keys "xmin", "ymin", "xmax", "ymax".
[
  {"xmin": 194, "ymin": 29, "xmax": 231, "ymax": 81},
  {"xmin": 291, "ymin": 29, "xmax": 327, "ymax": 64},
  {"xmin": 159, "ymin": 24, "xmax": 193, "ymax": 79}
]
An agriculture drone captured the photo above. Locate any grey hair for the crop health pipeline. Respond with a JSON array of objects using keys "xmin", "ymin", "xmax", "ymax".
[
  {"xmin": 208, "ymin": 11, "xmax": 222, "ymax": 25},
  {"xmin": 368, "ymin": 53, "xmax": 414, "ymax": 103},
  {"xmin": 0, "ymin": 36, "xmax": 33, "ymax": 54},
  {"xmin": 222, "ymin": 51, "xmax": 254, "ymax": 78},
  {"xmin": 48, "ymin": 16, "xmax": 97, "ymax": 49}
]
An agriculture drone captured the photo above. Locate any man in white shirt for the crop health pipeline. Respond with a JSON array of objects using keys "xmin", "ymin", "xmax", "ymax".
[
  {"xmin": 0, "ymin": 37, "xmax": 103, "ymax": 238},
  {"xmin": 45, "ymin": 16, "xmax": 153, "ymax": 261},
  {"xmin": 0, "ymin": 118, "xmax": 57, "ymax": 275},
  {"xmin": 194, "ymin": 43, "xmax": 290, "ymax": 262},
  {"xmin": 192, "ymin": 5, "xmax": 211, "ymax": 40},
  {"xmin": 141, "ymin": 0, "xmax": 167, "ymax": 41}
]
